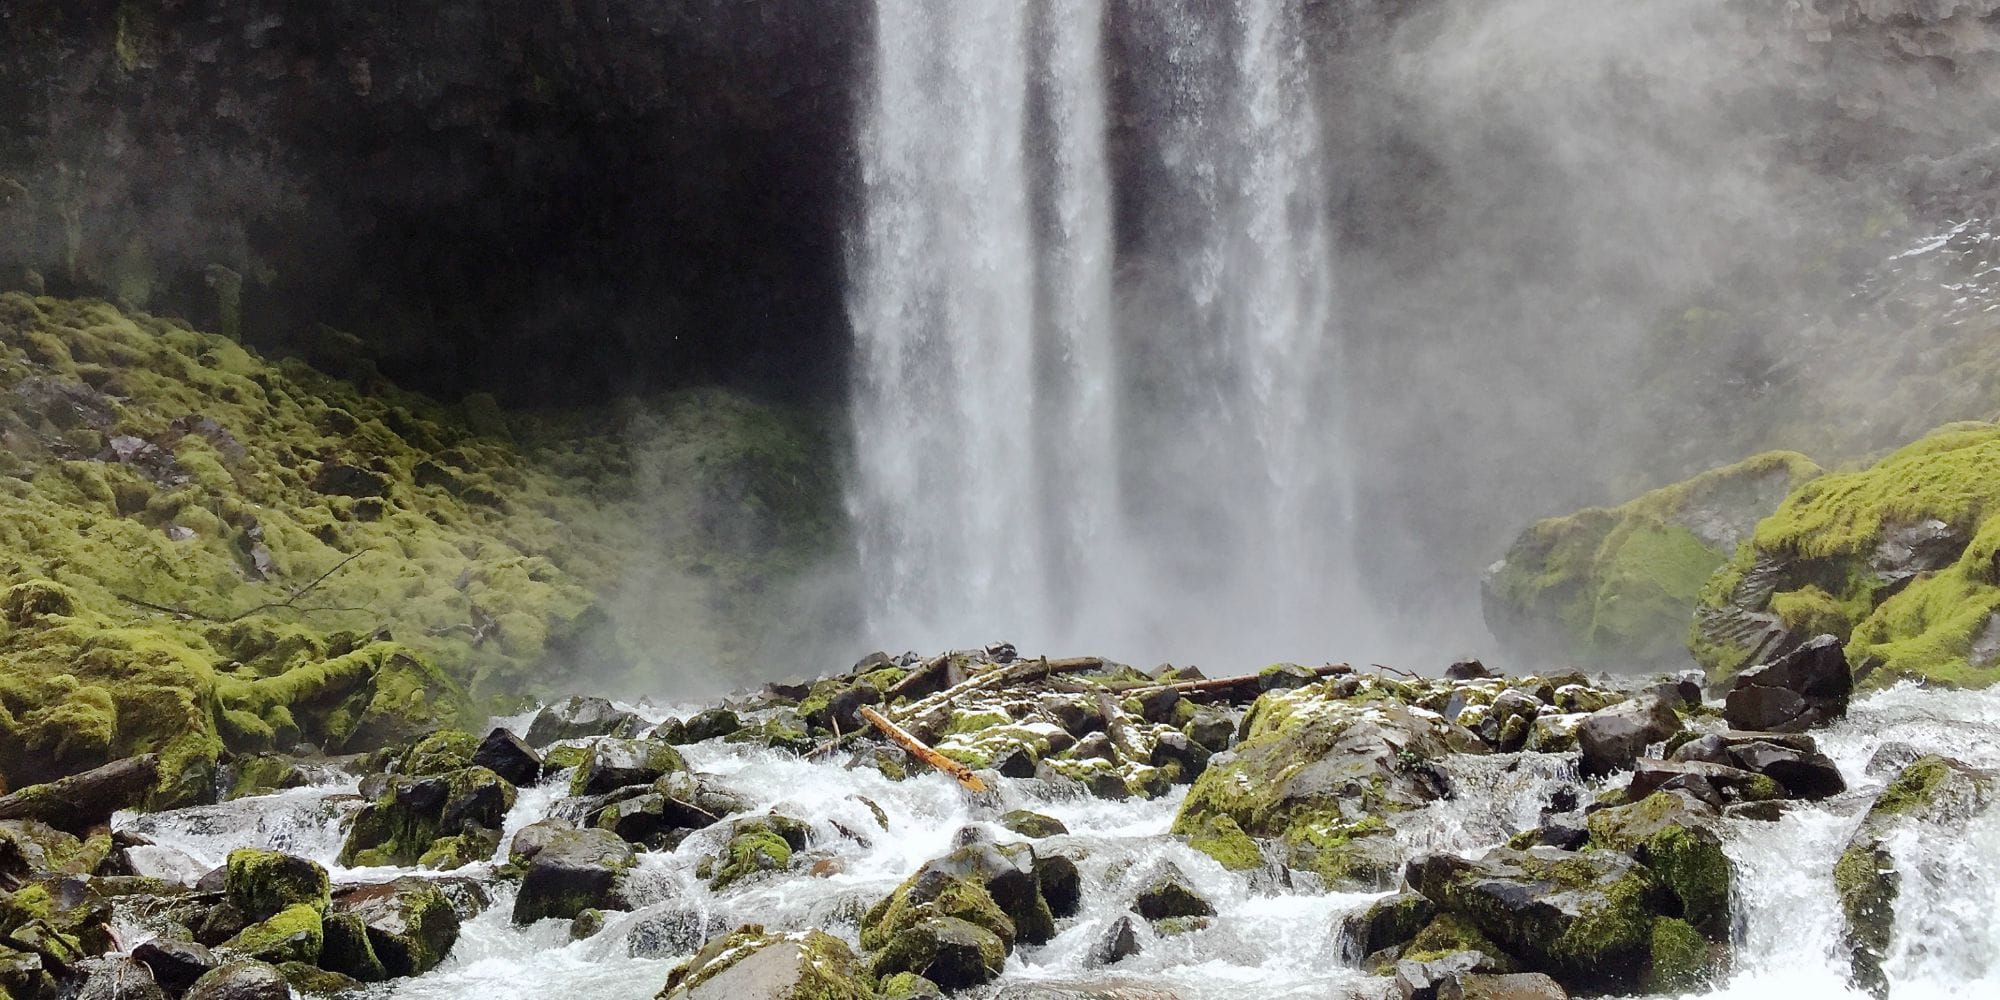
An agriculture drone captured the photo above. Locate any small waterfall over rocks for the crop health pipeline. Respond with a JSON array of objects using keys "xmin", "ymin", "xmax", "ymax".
[{"xmin": 846, "ymin": 0, "xmax": 1367, "ymax": 667}]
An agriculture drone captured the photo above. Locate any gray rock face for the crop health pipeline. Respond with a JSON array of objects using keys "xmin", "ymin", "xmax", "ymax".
[
  {"xmin": 1088, "ymin": 915, "xmax": 1141, "ymax": 966},
  {"xmin": 525, "ymin": 697, "xmax": 642, "ymax": 746},
  {"xmin": 334, "ymin": 877, "xmax": 460, "ymax": 978},
  {"xmin": 571, "ymin": 738, "xmax": 686, "ymax": 796},
  {"xmin": 1724, "ymin": 635, "xmax": 1852, "ymax": 732},
  {"xmin": 1438, "ymin": 972, "xmax": 1569, "ymax": 1000},
  {"xmin": 133, "ymin": 935, "xmax": 218, "ymax": 996},
  {"xmin": 182, "ymin": 960, "xmax": 291, "ymax": 1000},
  {"xmin": 1131, "ymin": 862, "xmax": 1216, "ymax": 922},
  {"xmin": 1405, "ymin": 847, "xmax": 1660, "ymax": 984},
  {"xmin": 68, "ymin": 957, "xmax": 170, "ymax": 1000},
  {"xmin": 1576, "ymin": 696, "xmax": 1682, "ymax": 776},
  {"xmin": 510, "ymin": 827, "xmax": 636, "ymax": 925}
]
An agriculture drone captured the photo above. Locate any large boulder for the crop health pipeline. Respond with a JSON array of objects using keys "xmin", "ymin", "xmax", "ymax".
[
  {"xmin": 1405, "ymin": 846, "xmax": 1723, "ymax": 993},
  {"xmin": 471, "ymin": 728, "xmax": 544, "ymax": 786},
  {"xmin": 570, "ymin": 739, "xmax": 687, "ymax": 796},
  {"xmin": 182, "ymin": 960, "xmax": 292, "ymax": 1000},
  {"xmin": 1575, "ymin": 696, "xmax": 1682, "ymax": 777},
  {"xmin": 1723, "ymin": 635, "xmax": 1852, "ymax": 733},
  {"xmin": 657, "ymin": 926, "xmax": 873, "ymax": 1000},
  {"xmin": 224, "ymin": 850, "xmax": 329, "ymax": 922},
  {"xmin": 338, "ymin": 766, "xmax": 515, "ymax": 869},
  {"xmin": 1835, "ymin": 754, "xmax": 1992, "ymax": 997},
  {"xmin": 512, "ymin": 826, "xmax": 636, "ymax": 925},
  {"xmin": 1583, "ymin": 791, "xmax": 1733, "ymax": 937},
  {"xmin": 332, "ymin": 878, "xmax": 460, "ymax": 978},
  {"xmin": 1171, "ymin": 680, "xmax": 1469, "ymax": 888}
]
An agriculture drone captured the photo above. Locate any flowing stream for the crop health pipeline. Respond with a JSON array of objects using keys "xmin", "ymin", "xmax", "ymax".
[
  {"xmin": 845, "ymin": 0, "xmax": 1368, "ymax": 668},
  {"xmin": 113, "ymin": 683, "xmax": 2000, "ymax": 999}
]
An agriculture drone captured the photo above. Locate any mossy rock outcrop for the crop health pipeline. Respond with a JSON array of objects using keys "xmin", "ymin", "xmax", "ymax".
[
  {"xmin": 337, "ymin": 766, "xmax": 515, "ymax": 869},
  {"xmin": 1170, "ymin": 676, "xmax": 1471, "ymax": 888},
  {"xmin": 0, "ymin": 294, "xmax": 842, "ymax": 798},
  {"xmin": 1693, "ymin": 423, "xmax": 2000, "ymax": 688},
  {"xmin": 1484, "ymin": 450, "xmax": 1819, "ymax": 671}
]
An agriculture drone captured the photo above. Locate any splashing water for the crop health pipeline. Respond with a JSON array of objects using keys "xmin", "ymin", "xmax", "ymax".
[{"xmin": 111, "ymin": 687, "xmax": 2000, "ymax": 999}]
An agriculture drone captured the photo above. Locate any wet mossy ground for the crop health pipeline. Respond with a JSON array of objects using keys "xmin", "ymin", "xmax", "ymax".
[{"xmin": 0, "ymin": 294, "xmax": 841, "ymax": 795}]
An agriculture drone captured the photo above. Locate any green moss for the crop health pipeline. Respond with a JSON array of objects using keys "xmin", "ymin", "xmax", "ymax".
[
  {"xmin": 1644, "ymin": 917, "xmax": 1713, "ymax": 991},
  {"xmin": 225, "ymin": 848, "xmax": 330, "ymax": 920},
  {"xmin": 398, "ymin": 729, "xmax": 479, "ymax": 776},
  {"xmin": 1184, "ymin": 815, "xmax": 1263, "ymax": 871},
  {"xmin": 1487, "ymin": 450, "xmax": 1819, "ymax": 669},
  {"xmin": 941, "ymin": 710, "xmax": 1009, "ymax": 737},
  {"xmin": 860, "ymin": 871, "xmax": 1015, "ymax": 952},
  {"xmin": 710, "ymin": 830, "xmax": 793, "ymax": 892},
  {"xmin": 1403, "ymin": 912, "xmax": 1508, "ymax": 962},
  {"xmin": 223, "ymin": 902, "xmax": 324, "ymax": 964}
]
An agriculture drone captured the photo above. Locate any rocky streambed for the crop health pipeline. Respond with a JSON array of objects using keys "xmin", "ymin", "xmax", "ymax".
[{"xmin": 3, "ymin": 644, "xmax": 1996, "ymax": 1000}]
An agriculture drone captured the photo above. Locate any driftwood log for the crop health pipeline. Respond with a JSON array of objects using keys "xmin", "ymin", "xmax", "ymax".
[
  {"xmin": 0, "ymin": 754, "xmax": 159, "ymax": 834},
  {"xmin": 857, "ymin": 706, "xmax": 987, "ymax": 792}
]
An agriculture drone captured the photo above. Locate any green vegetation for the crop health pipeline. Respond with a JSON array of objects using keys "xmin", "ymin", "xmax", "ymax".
[
  {"xmin": 1485, "ymin": 451, "xmax": 1819, "ymax": 669},
  {"xmin": 0, "ymin": 294, "xmax": 840, "ymax": 796}
]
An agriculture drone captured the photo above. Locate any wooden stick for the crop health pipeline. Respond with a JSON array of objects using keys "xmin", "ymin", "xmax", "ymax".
[
  {"xmin": 806, "ymin": 654, "xmax": 1108, "ymax": 759},
  {"xmin": 1119, "ymin": 663, "xmax": 1353, "ymax": 702},
  {"xmin": 858, "ymin": 706, "xmax": 987, "ymax": 793}
]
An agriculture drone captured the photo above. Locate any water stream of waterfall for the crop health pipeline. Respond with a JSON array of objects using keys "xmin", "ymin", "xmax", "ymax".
[
  {"xmin": 113, "ymin": 683, "xmax": 2000, "ymax": 999},
  {"xmin": 846, "ymin": 0, "xmax": 1367, "ymax": 669}
]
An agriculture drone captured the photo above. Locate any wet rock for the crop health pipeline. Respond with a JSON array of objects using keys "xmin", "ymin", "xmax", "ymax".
[
  {"xmin": 1627, "ymin": 759, "xmax": 1781, "ymax": 804},
  {"xmin": 1396, "ymin": 951, "xmax": 1509, "ymax": 1000},
  {"xmin": 511, "ymin": 827, "xmax": 636, "ymax": 925},
  {"xmin": 134, "ymin": 935, "xmax": 219, "ymax": 996},
  {"xmin": 1183, "ymin": 709, "xmax": 1236, "ymax": 754},
  {"xmin": 1727, "ymin": 740, "xmax": 1845, "ymax": 799},
  {"xmin": 1001, "ymin": 810, "xmax": 1068, "ymax": 839},
  {"xmin": 1445, "ymin": 659, "xmax": 1493, "ymax": 681},
  {"xmin": 1576, "ymin": 696, "xmax": 1682, "ymax": 777},
  {"xmin": 524, "ymin": 697, "xmax": 642, "ymax": 746},
  {"xmin": 569, "ymin": 908, "xmax": 604, "ymax": 940},
  {"xmin": 333, "ymin": 877, "xmax": 459, "ymax": 978},
  {"xmin": 628, "ymin": 907, "xmax": 730, "ymax": 959},
  {"xmin": 224, "ymin": 849, "xmax": 329, "ymax": 922},
  {"xmin": 1089, "ymin": 914, "xmax": 1142, "ymax": 966},
  {"xmin": 871, "ymin": 916, "xmax": 1007, "ymax": 991},
  {"xmin": 992, "ymin": 747, "xmax": 1038, "ymax": 779},
  {"xmin": 66, "ymin": 956, "xmax": 170, "ymax": 1000},
  {"xmin": 680, "ymin": 708, "xmax": 741, "ymax": 744},
  {"xmin": 471, "ymin": 728, "xmax": 543, "ymax": 786},
  {"xmin": 1131, "ymin": 862, "xmax": 1215, "ymax": 922},
  {"xmin": 0, "ymin": 941, "xmax": 55, "ymax": 1000},
  {"xmin": 182, "ymin": 960, "xmax": 292, "ymax": 1000},
  {"xmin": 1723, "ymin": 635, "xmax": 1851, "ymax": 733},
  {"xmin": 1147, "ymin": 732, "xmax": 1211, "ymax": 781},
  {"xmin": 274, "ymin": 962, "xmax": 361, "ymax": 997},
  {"xmin": 1339, "ymin": 891, "xmax": 1437, "ymax": 961},
  {"xmin": 318, "ymin": 911, "xmax": 387, "ymax": 982},
  {"xmin": 1132, "ymin": 687, "xmax": 1183, "ymax": 725},
  {"xmin": 1035, "ymin": 854, "xmax": 1082, "ymax": 919},
  {"xmin": 879, "ymin": 971, "xmax": 945, "ymax": 1000},
  {"xmin": 654, "ymin": 772, "xmax": 748, "ymax": 829},
  {"xmin": 661, "ymin": 927, "xmax": 872, "ymax": 1000},
  {"xmin": 570, "ymin": 738, "xmax": 686, "ymax": 796},
  {"xmin": 1257, "ymin": 663, "xmax": 1318, "ymax": 692},
  {"xmin": 221, "ymin": 903, "xmax": 323, "ymax": 965},
  {"xmin": 1583, "ymin": 791, "xmax": 1732, "ymax": 936},
  {"xmin": 338, "ymin": 767, "xmax": 514, "ymax": 869},
  {"xmin": 1438, "ymin": 972, "xmax": 1569, "ymax": 1000},
  {"xmin": 883, "ymin": 840, "xmax": 1057, "ymax": 947},
  {"xmin": 1835, "ymin": 754, "xmax": 1991, "ymax": 997}
]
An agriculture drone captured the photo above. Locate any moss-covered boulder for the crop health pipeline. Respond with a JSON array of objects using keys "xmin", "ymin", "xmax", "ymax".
[
  {"xmin": 331, "ymin": 877, "xmax": 460, "ymax": 978},
  {"xmin": 1583, "ymin": 791, "xmax": 1732, "ymax": 937},
  {"xmin": 511, "ymin": 826, "xmax": 636, "ymax": 925},
  {"xmin": 1485, "ymin": 451, "xmax": 1819, "ymax": 670},
  {"xmin": 1171, "ymin": 678, "xmax": 1467, "ymax": 888},
  {"xmin": 1405, "ymin": 845, "xmax": 1726, "ymax": 993},
  {"xmin": 871, "ymin": 915, "xmax": 1006, "ymax": 992},
  {"xmin": 338, "ymin": 766, "xmax": 515, "ymax": 869},
  {"xmin": 659, "ymin": 925, "xmax": 875, "ymax": 1000},
  {"xmin": 1693, "ymin": 424, "xmax": 2000, "ymax": 687},
  {"xmin": 1835, "ymin": 754, "xmax": 1992, "ymax": 997},
  {"xmin": 224, "ymin": 849, "xmax": 329, "ymax": 922},
  {"xmin": 221, "ymin": 902, "xmax": 323, "ymax": 965},
  {"xmin": 570, "ymin": 738, "xmax": 686, "ymax": 796}
]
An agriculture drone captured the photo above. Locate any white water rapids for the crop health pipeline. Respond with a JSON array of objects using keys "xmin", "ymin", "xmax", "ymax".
[{"xmin": 112, "ymin": 683, "xmax": 2000, "ymax": 999}]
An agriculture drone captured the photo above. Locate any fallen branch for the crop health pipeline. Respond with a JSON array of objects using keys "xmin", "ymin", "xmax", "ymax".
[
  {"xmin": 858, "ymin": 706, "xmax": 987, "ymax": 793},
  {"xmin": 225, "ymin": 550, "xmax": 368, "ymax": 621},
  {"xmin": 0, "ymin": 754, "xmax": 159, "ymax": 836},
  {"xmin": 1120, "ymin": 662, "xmax": 1353, "ymax": 703},
  {"xmin": 807, "ymin": 654, "xmax": 1105, "ymax": 759},
  {"xmin": 118, "ymin": 549, "xmax": 369, "ymax": 624}
]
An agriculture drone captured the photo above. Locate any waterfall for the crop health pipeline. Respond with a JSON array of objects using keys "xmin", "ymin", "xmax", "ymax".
[{"xmin": 847, "ymin": 0, "xmax": 1365, "ymax": 666}]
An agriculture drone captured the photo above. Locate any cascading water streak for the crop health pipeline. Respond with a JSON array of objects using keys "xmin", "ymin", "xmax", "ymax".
[{"xmin": 846, "ymin": 0, "xmax": 1369, "ymax": 667}]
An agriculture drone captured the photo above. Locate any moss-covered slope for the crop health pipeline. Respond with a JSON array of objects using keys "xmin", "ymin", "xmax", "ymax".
[
  {"xmin": 0, "ymin": 294, "xmax": 836, "ymax": 796},
  {"xmin": 1483, "ymin": 451, "xmax": 1821, "ymax": 671},
  {"xmin": 1693, "ymin": 423, "xmax": 2000, "ymax": 688}
]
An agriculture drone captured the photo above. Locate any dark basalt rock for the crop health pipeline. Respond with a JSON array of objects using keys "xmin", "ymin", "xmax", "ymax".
[
  {"xmin": 1339, "ymin": 891, "xmax": 1437, "ymax": 961},
  {"xmin": 1131, "ymin": 862, "xmax": 1215, "ymax": 922},
  {"xmin": 471, "ymin": 728, "xmax": 543, "ymax": 787},
  {"xmin": 680, "ymin": 708, "xmax": 742, "ymax": 744},
  {"xmin": 333, "ymin": 877, "xmax": 460, "ymax": 978},
  {"xmin": 1089, "ymin": 915, "xmax": 1142, "ymax": 967},
  {"xmin": 67, "ymin": 956, "xmax": 170, "ymax": 1000},
  {"xmin": 1576, "ymin": 696, "xmax": 1682, "ymax": 777},
  {"xmin": 133, "ymin": 935, "xmax": 219, "ymax": 996},
  {"xmin": 570, "ymin": 739, "xmax": 686, "ymax": 796},
  {"xmin": 182, "ymin": 960, "xmax": 290, "ymax": 1000},
  {"xmin": 1723, "ymin": 635, "xmax": 1852, "ymax": 733}
]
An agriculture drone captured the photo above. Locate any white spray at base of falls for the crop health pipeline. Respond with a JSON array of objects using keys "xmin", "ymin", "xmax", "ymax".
[
  {"xmin": 111, "ymin": 683, "xmax": 2000, "ymax": 999},
  {"xmin": 845, "ymin": 0, "xmax": 1369, "ymax": 668}
]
